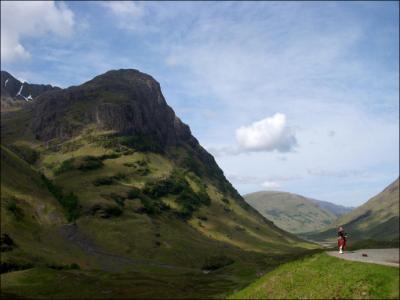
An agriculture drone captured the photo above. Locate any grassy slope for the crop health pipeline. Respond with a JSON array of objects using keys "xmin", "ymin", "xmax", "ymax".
[
  {"xmin": 304, "ymin": 178, "xmax": 399, "ymax": 242},
  {"xmin": 1, "ymin": 116, "xmax": 318, "ymax": 298},
  {"xmin": 229, "ymin": 253, "xmax": 399, "ymax": 299},
  {"xmin": 244, "ymin": 191, "xmax": 337, "ymax": 234},
  {"xmin": 0, "ymin": 146, "xmax": 101, "ymax": 270}
]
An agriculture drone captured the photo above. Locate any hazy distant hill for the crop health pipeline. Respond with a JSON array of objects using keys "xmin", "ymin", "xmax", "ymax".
[
  {"xmin": 244, "ymin": 191, "xmax": 351, "ymax": 234},
  {"xmin": 305, "ymin": 178, "xmax": 399, "ymax": 242},
  {"xmin": 309, "ymin": 199, "xmax": 353, "ymax": 217}
]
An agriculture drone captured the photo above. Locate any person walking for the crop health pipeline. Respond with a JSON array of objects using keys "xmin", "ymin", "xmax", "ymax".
[{"xmin": 337, "ymin": 226, "xmax": 347, "ymax": 254}]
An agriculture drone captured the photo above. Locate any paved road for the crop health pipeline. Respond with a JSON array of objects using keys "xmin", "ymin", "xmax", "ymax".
[{"xmin": 327, "ymin": 248, "xmax": 399, "ymax": 268}]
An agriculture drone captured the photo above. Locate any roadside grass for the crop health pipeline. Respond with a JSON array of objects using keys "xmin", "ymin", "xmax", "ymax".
[{"xmin": 228, "ymin": 252, "xmax": 399, "ymax": 299}]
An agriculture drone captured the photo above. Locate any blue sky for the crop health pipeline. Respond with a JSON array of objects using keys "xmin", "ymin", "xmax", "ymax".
[{"xmin": 1, "ymin": 1, "xmax": 399, "ymax": 206}]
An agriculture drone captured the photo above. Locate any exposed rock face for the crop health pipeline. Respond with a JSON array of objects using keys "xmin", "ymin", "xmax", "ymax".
[
  {"xmin": 1, "ymin": 71, "xmax": 59, "ymax": 111},
  {"xmin": 30, "ymin": 69, "xmax": 193, "ymax": 147}
]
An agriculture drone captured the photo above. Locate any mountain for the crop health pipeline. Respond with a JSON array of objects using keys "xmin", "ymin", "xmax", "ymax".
[
  {"xmin": 1, "ymin": 70, "xmax": 59, "ymax": 111},
  {"xmin": 1, "ymin": 69, "xmax": 316, "ymax": 298},
  {"xmin": 308, "ymin": 198, "xmax": 353, "ymax": 217},
  {"xmin": 244, "ymin": 191, "xmax": 351, "ymax": 234},
  {"xmin": 305, "ymin": 178, "xmax": 399, "ymax": 242}
]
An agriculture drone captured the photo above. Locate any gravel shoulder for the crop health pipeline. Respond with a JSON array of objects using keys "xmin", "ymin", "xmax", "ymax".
[{"xmin": 327, "ymin": 248, "xmax": 399, "ymax": 268}]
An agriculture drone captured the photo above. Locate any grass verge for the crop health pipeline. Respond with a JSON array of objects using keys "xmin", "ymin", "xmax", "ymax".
[{"xmin": 228, "ymin": 252, "xmax": 399, "ymax": 299}]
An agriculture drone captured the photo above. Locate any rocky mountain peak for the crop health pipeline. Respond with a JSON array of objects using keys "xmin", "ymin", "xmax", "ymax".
[{"xmin": 30, "ymin": 69, "xmax": 192, "ymax": 147}]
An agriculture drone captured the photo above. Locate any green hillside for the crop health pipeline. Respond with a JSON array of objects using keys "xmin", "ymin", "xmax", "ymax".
[
  {"xmin": 1, "ymin": 69, "xmax": 317, "ymax": 298},
  {"xmin": 304, "ymin": 178, "xmax": 399, "ymax": 243},
  {"xmin": 228, "ymin": 252, "xmax": 399, "ymax": 299},
  {"xmin": 244, "ymin": 191, "xmax": 342, "ymax": 234}
]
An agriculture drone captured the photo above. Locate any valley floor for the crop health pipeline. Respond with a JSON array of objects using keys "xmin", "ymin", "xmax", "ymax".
[
  {"xmin": 228, "ymin": 252, "xmax": 399, "ymax": 299},
  {"xmin": 0, "ymin": 249, "xmax": 318, "ymax": 299}
]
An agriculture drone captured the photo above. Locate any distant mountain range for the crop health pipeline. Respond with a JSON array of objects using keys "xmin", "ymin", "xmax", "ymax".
[
  {"xmin": 304, "ymin": 178, "xmax": 399, "ymax": 242},
  {"xmin": 244, "ymin": 191, "xmax": 353, "ymax": 234}
]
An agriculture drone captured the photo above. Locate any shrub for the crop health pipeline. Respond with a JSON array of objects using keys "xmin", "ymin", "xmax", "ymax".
[
  {"xmin": 136, "ymin": 167, "xmax": 150, "ymax": 176},
  {"xmin": 202, "ymin": 255, "xmax": 234, "ymax": 271},
  {"xmin": 197, "ymin": 215, "xmax": 208, "ymax": 221},
  {"xmin": 69, "ymin": 263, "xmax": 80, "ymax": 270},
  {"xmin": 93, "ymin": 177, "xmax": 114, "ymax": 186},
  {"xmin": 92, "ymin": 173, "xmax": 128, "ymax": 186},
  {"xmin": 113, "ymin": 173, "xmax": 127, "ymax": 181},
  {"xmin": 9, "ymin": 144, "xmax": 39, "ymax": 164},
  {"xmin": 99, "ymin": 153, "xmax": 120, "ymax": 160},
  {"xmin": 119, "ymin": 135, "xmax": 162, "ymax": 153},
  {"xmin": 54, "ymin": 158, "xmax": 75, "ymax": 175},
  {"xmin": 139, "ymin": 196, "xmax": 169, "ymax": 215},
  {"xmin": 143, "ymin": 171, "xmax": 190, "ymax": 198},
  {"xmin": 89, "ymin": 204, "xmax": 123, "ymax": 218},
  {"xmin": 6, "ymin": 198, "xmax": 24, "ymax": 220},
  {"xmin": 41, "ymin": 175, "xmax": 79, "ymax": 222},
  {"xmin": 1, "ymin": 261, "xmax": 33, "ymax": 274},
  {"xmin": 77, "ymin": 156, "xmax": 103, "ymax": 171},
  {"xmin": 0, "ymin": 234, "xmax": 16, "ymax": 252},
  {"xmin": 222, "ymin": 197, "xmax": 230, "ymax": 204},
  {"xmin": 54, "ymin": 156, "xmax": 104, "ymax": 175},
  {"xmin": 104, "ymin": 206, "xmax": 123, "ymax": 218},
  {"xmin": 143, "ymin": 170, "xmax": 211, "ymax": 219},
  {"xmin": 127, "ymin": 188, "xmax": 141, "ymax": 199},
  {"xmin": 108, "ymin": 193, "xmax": 125, "ymax": 206}
]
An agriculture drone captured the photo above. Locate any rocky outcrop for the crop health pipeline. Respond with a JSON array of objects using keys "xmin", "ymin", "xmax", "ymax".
[
  {"xmin": 1, "ymin": 71, "xmax": 59, "ymax": 111},
  {"xmin": 30, "ymin": 69, "xmax": 193, "ymax": 147}
]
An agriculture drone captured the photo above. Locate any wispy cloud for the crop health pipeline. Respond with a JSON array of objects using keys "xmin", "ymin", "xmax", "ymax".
[{"xmin": 261, "ymin": 181, "xmax": 281, "ymax": 190}]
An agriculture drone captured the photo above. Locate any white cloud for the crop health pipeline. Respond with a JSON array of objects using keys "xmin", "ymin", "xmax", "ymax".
[
  {"xmin": 1, "ymin": 1, "xmax": 74, "ymax": 63},
  {"xmin": 101, "ymin": 1, "xmax": 142, "ymax": 17},
  {"xmin": 261, "ymin": 181, "xmax": 281, "ymax": 190},
  {"xmin": 101, "ymin": 1, "xmax": 146, "ymax": 32},
  {"xmin": 236, "ymin": 113, "xmax": 297, "ymax": 152}
]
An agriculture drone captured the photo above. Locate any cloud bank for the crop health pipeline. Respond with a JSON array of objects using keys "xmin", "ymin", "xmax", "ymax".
[{"xmin": 1, "ymin": 1, "xmax": 74, "ymax": 63}]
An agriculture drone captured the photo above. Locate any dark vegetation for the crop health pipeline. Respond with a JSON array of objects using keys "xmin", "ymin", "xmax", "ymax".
[
  {"xmin": 41, "ymin": 175, "xmax": 80, "ymax": 222},
  {"xmin": 202, "ymin": 255, "xmax": 235, "ymax": 271},
  {"xmin": 93, "ymin": 134, "xmax": 162, "ymax": 153},
  {"xmin": 0, "ymin": 234, "xmax": 16, "ymax": 252},
  {"xmin": 92, "ymin": 173, "xmax": 127, "ymax": 186},
  {"xmin": 8, "ymin": 144, "xmax": 39, "ymax": 164},
  {"xmin": 123, "ymin": 159, "xmax": 150, "ymax": 176},
  {"xmin": 0, "ymin": 261, "xmax": 34, "ymax": 274},
  {"xmin": 88, "ymin": 204, "xmax": 123, "ymax": 218},
  {"xmin": 46, "ymin": 263, "xmax": 81, "ymax": 271},
  {"xmin": 5, "ymin": 198, "xmax": 24, "ymax": 220},
  {"xmin": 54, "ymin": 156, "xmax": 104, "ymax": 175},
  {"xmin": 143, "ymin": 170, "xmax": 211, "ymax": 219}
]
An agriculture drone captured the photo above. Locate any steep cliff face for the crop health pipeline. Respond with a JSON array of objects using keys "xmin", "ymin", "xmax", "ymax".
[{"xmin": 31, "ymin": 70, "xmax": 193, "ymax": 145}]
